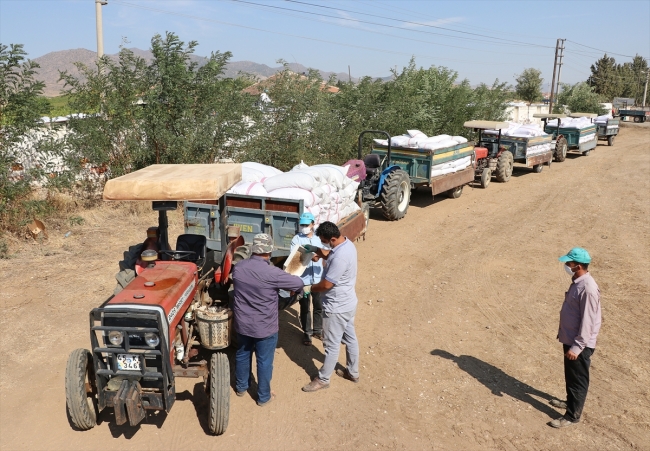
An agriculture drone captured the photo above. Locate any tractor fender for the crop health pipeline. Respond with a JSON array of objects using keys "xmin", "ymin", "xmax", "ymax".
[{"xmin": 377, "ymin": 165, "xmax": 402, "ymax": 195}]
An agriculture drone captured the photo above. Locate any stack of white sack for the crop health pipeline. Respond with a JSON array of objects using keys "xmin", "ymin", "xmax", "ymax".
[
  {"xmin": 578, "ymin": 132, "xmax": 597, "ymax": 144},
  {"xmin": 227, "ymin": 161, "xmax": 361, "ymax": 226},
  {"xmin": 594, "ymin": 115, "xmax": 618, "ymax": 129},
  {"xmin": 526, "ymin": 143, "xmax": 553, "ymax": 156},
  {"xmin": 430, "ymin": 155, "xmax": 472, "ymax": 178},
  {"xmin": 484, "ymin": 122, "xmax": 548, "ymax": 138},
  {"xmin": 546, "ymin": 117, "xmax": 594, "ymax": 129},
  {"xmin": 372, "ymin": 130, "xmax": 468, "ymax": 150}
]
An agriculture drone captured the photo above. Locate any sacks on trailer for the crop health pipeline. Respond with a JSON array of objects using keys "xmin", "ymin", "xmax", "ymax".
[
  {"xmin": 452, "ymin": 136, "xmax": 468, "ymax": 143},
  {"xmin": 430, "ymin": 155, "xmax": 472, "ymax": 178},
  {"xmin": 312, "ymin": 164, "xmax": 350, "ymax": 189},
  {"xmin": 242, "ymin": 162, "xmax": 282, "ymax": 178},
  {"xmin": 241, "ymin": 167, "xmax": 266, "ymax": 183},
  {"xmin": 264, "ymin": 187, "xmax": 323, "ymax": 207},
  {"xmin": 228, "ymin": 181, "xmax": 269, "ymax": 196},
  {"xmin": 263, "ymin": 172, "xmax": 318, "ymax": 192}
]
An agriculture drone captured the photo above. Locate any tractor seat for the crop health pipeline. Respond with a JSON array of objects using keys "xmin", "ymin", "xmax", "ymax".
[
  {"xmin": 364, "ymin": 154, "xmax": 381, "ymax": 178},
  {"xmin": 175, "ymin": 234, "xmax": 207, "ymax": 269}
]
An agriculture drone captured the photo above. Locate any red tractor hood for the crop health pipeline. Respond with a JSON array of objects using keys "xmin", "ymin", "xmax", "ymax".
[{"xmin": 108, "ymin": 261, "xmax": 198, "ymax": 326}]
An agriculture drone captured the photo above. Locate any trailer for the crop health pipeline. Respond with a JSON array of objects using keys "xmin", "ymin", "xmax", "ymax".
[
  {"xmin": 595, "ymin": 117, "xmax": 620, "ymax": 146},
  {"xmin": 361, "ymin": 130, "xmax": 476, "ymax": 202},
  {"xmin": 537, "ymin": 113, "xmax": 598, "ymax": 158},
  {"xmin": 617, "ymin": 109, "xmax": 649, "ymax": 123}
]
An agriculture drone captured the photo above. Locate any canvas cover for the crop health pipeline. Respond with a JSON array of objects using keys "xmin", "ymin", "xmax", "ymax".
[
  {"xmin": 463, "ymin": 120, "xmax": 509, "ymax": 130},
  {"xmin": 103, "ymin": 164, "xmax": 242, "ymax": 201}
]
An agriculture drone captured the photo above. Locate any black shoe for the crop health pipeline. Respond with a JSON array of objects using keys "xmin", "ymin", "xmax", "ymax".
[{"xmin": 303, "ymin": 334, "xmax": 312, "ymax": 346}]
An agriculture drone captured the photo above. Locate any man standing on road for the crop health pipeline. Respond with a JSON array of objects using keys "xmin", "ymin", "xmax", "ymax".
[
  {"xmin": 550, "ymin": 247, "xmax": 601, "ymax": 428},
  {"xmin": 232, "ymin": 233, "xmax": 304, "ymax": 406},
  {"xmin": 301, "ymin": 221, "xmax": 360, "ymax": 392},
  {"xmin": 290, "ymin": 212, "xmax": 324, "ymax": 346}
]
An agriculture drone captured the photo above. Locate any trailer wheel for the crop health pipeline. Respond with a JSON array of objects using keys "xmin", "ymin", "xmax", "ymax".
[
  {"xmin": 480, "ymin": 168, "xmax": 491, "ymax": 189},
  {"xmin": 533, "ymin": 164, "xmax": 544, "ymax": 173},
  {"xmin": 380, "ymin": 169, "xmax": 410, "ymax": 221},
  {"xmin": 583, "ymin": 150, "xmax": 591, "ymax": 156},
  {"xmin": 65, "ymin": 349, "xmax": 98, "ymax": 431},
  {"xmin": 554, "ymin": 137, "xmax": 567, "ymax": 162},
  {"xmin": 608, "ymin": 136, "xmax": 615, "ymax": 146},
  {"xmin": 634, "ymin": 116, "xmax": 640, "ymax": 123},
  {"xmin": 208, "ymin": 352, "xmax": 230, "ymax": 435},
  {"xmin": 495, "ymin": 152, "xmax": 513, "ymax": 183},
  {"xmin": 447, "ymin": 186, "xmax": 463, "ymax": 199}
]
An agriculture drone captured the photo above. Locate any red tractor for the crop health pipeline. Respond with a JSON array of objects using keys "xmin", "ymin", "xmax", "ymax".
[{"xmin": 65, "ymin": 164, "xmax": 243, "ymax": 435}]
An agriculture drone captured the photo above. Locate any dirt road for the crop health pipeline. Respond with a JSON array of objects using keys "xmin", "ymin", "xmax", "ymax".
[{"xmin": 1, "ymin": 125, "xmax": 649, "ymax": 451}]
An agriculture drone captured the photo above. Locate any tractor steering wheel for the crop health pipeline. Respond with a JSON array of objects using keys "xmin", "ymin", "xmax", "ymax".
[{"xmin": 159, "ymin": 250, "xmax": 196, "ymax": 261}]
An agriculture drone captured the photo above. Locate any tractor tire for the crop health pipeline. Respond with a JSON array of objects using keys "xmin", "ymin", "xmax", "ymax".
[
  {"xmin": 480, "ymin": 168, "xmax": 491, "ymax": 189},
  {"xmin": 608, "ymin": 136, "xmax": 615, "ymax": 146},
  {"xmin": 114, "ymin": 243, "xmax": 143, "ymax": 294},
  {"xmin": 208, "ymin": 352, "xmax": 230, "ymax": 435},
  {"xmin": 232, "ymin": 245, "xmax": 252, "ymax": 265},
  {"xmin": 447, "ymin": 186, "xmax": 463, "ymax": 199},
  {"xmin": 65, "ymin": 349, "xmax": 97, "ymax": 431},
  {"xmin": 379, "ymin": 169, "xmax": 411, "ymax": 221},
  {"xmin": 554, "ymin": 137, "xmax": 567, "ymax": 162},
  {"xmin": 495, "ymin": 152, "xmax": 513, "ymax": 183},
  {"xmin": 533, "ymin": 164, "xmax": 544, "ymax": 173}
]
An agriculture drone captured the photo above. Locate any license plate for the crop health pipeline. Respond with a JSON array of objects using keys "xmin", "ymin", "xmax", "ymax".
[{"xmin": 117, "ymin": 354, "xmax": 141, "ymax": 371}]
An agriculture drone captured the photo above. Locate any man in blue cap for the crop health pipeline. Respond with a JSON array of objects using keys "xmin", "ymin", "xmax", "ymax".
[
  {"xmin": 290, "ymin": 212, "xmax": 324, "ymax": 346},
  {"xmin": 550, "ymin": 247, "xmax": 601, "ymax": 428}
]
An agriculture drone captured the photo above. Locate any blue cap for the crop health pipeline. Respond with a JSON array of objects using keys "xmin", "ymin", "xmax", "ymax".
[
  {"xmin": 299, "ymin": 212, "xmax": 315, "ymax": 225},
  {"xmin": 558, "ymin": 247, "xmax": 591, "ymax": 264}
]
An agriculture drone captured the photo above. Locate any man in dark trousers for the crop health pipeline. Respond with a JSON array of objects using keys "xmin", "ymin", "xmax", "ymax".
[
  {"xmin": 550, "ymin": 247, "xmax": 601, "ymax": 428},
  {"xmin": 232, "ymin": 233, "xmax": 304, "ymax": 406}
]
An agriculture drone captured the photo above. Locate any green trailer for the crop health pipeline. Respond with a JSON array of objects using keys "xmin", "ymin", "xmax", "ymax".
[
  {"xmin": 595, "ymin": 117, "xmax": 619, "ymax": 146},
  {"xmin": 535, "ymin": 113, "xmax": 598, "ymax": 159}
]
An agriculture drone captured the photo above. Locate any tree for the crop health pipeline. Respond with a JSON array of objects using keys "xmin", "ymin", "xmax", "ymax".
[
  {"xmin": 553, "ymin": 82, "xmax": 606, "ymax": 115},
  {"xmin": 587, "ymin": 54, "xmax": 621, "ymax": 101},
  {"xmin": 618, "ymin": 55, "xmax": 649, "ymax": 104},
  {"xmin": 515, "ymin": 68, "xmax": 543, "ymax": 116}
]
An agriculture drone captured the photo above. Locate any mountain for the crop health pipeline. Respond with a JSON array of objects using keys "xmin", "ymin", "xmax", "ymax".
[{"xmin": 33, "ymin": 48, "xmax": 361, "ymax": 97}]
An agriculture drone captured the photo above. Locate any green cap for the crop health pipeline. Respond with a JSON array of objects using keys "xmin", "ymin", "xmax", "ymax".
[{"xmin": 558, "ymin": 247, "xmax": 591, "ymax": 264}]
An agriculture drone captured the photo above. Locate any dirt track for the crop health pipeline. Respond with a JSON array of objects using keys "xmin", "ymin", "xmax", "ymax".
[{"xmin": 1, "ymin": 125, "xmax": 649, "ymax": 451}]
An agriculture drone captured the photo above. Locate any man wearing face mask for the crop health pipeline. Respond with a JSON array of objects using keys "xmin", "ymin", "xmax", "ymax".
[
  {"xmin": 290, "ymin": 212, "xmax": 324, "ymax": 346},
  {"xmin": 301, "ymin": 221, "xmax": 360, "ymax": 392},
  {"xmin": 550, "ymin": 247, "xmax": 601, "ymax": 428}
]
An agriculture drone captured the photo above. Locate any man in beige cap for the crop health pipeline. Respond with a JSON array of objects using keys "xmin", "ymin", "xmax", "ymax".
[{"xmin": 231, "ymin": 233, "xmax": 304, "ymax": 406}]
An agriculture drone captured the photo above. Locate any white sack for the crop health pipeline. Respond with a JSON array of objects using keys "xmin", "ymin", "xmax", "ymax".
[
  {"xmin": 452, "ymin": 136, "xmax": 468, "ymax": 144},
  {"xmin": 263, "ymin": 172, "xmax": 317, "ymax": 192},
  {"xmin": 407, "ymin": 130, "xmax": 427, "ymax": 138},
  {"xmin": 242, "ymin": 162, "xmax": 282, "ymax": 178},
  {"xmin": 291, "ymin": 160, "xmax": 310, "ymax": 171},
  {"xmin": 265, "ymin": 187, "xmax": 320, "ymax": 207},
  {"xmin": 227, "ymin": 181, "xmax": 269, "ymax": 196}
]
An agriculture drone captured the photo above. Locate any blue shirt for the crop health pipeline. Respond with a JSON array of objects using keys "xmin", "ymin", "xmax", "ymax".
[
  {"xmin": 290, "ymin": 233, "xmax": 324, "ymax": 285},
  {"xmin": 232, "ymin": 255, "xmax": 304, "ymax": 338},
  {"xmin": 322, "ymin": 238, "xmax": 358, "ymax": 313}
]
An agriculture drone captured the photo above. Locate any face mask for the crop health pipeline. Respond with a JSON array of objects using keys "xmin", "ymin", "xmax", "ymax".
[
  {"xmin": 321, "ymin": 242, "xmax": 332, "ymax": 250},
  {"xmin": 301, "ymin": 226, "xmax": 312, "ymax": 234},
  {"xmin": 564, "ymin": 264, "xmax": 576, "ymax": 275}
]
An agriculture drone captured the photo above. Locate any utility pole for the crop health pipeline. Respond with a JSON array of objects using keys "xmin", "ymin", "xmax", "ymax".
[
  {"xmin": 643, "ymin": 69, "xmax": 649, "ymax": 107},
  {"xmin": 95, "ymin": 0, "xmax": 107, "ymax": 59},
  {"xmin": 554, "ymin": 39, "xmax": 566, "ymax": 107},
  {"xmin": 548, "ymin": 39, "xmax": 560, "ymax": 114},
  {"xmin": 348, "ymin": 65, "xmax": 351, "ymax": 83}
]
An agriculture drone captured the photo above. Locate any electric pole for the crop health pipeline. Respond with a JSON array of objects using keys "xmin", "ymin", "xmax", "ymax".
[
  {"xmin": 95, "ymin": 0, "xmax": 107, "ymax": 59},
  {"xmin": 554, "ymin": 39, "xmax": 566, "ymax": 108},
  {"xmin": 548, "ymin": 39, "xmax": 560, "ymax": 114},
  {"xmin": 643, "ymin": 69, "xmax": 649, "ymax": 107}
]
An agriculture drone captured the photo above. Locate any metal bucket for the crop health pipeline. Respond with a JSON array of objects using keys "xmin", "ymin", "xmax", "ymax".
[{"xmin": 195, "ymin": 306, "xmax": 232, "ymax": 350}]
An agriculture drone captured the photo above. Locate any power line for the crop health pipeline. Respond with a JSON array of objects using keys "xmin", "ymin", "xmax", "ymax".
[
  {"xmin": 566, "ymin": 39, "xmax": 636, "ymax": 59},
  {"xmin": 283, "ymin": 0, "xmax": 555, "ymax": 48},
  {"xmin": 230, "ymin": 0, "xmax": 554, "ymax": 49},
  {"xmin": 111, "ymin": 1, "xmax": 528, "ymax": 68}
]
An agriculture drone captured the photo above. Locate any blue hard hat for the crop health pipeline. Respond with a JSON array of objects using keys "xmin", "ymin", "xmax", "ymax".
[
  {"xmin": 558, "ymin": 247, "xmax": 591, "ymax": 264},
  {"xmin": 299, "ymin": 212, "xmax": 315, "ymax": 225}
]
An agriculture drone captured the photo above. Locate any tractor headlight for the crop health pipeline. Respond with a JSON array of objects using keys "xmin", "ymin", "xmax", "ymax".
[
  {"xmin": 108, "ymin": 330, "xmax": 123, "ymax": 346},
  {"xmin": 144, "ymin": 332, "xmax": 160, "ymax": 347}
]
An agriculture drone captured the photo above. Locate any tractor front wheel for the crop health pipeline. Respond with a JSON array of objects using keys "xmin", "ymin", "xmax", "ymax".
[
  {"xmin": 65, "ymin": 349, "xmax": 98, "ymax": 430},
  {"xmin": 554, "ymin": 137, "xmax": 567, "ymax": 162},
  {"xmin": 480, "ymin": 168, "xmax": 491, "ymax": 189},
  {"xmin": 208, "ymin": 352, "xmax": 230, "ymax": 435},
  {"xmin": 380, "ymin": 170, "xmax": 411, "ymax": 221},
  {"xmin": 495, "ymin": 152, "xmax": 513, "ymax": 183}
]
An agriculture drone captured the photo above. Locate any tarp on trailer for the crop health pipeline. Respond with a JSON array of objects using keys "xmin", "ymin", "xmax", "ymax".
[
  {"xmin": 103, "ymin": 164, "xmax": 242, "ymax": 201},
  {"xmin": 463, "ymin": 120, "xmax": 510, "ymax": 130}
]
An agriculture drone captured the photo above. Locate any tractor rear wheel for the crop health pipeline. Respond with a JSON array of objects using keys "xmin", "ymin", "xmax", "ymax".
[
  {"xmin": 379, "ymin": 169, "xmax": 411, "ymax": 221},
  {"xmin": 447, "ymin": 186, "xmax": 463, "ymax": 199},
  {"xmin": 208, "ymin": 352, "xmax": 230, "ymax": 435},
  {"xmin": 608, "ymin": 136, "xmax": 615, "ymax": 146},
  {"xmin": 480, "ymin": 168, "xmax": 491, "ymax": 189},
  {"xmin": 232, "ymin": 245, "xmax": 252, "ymax": 265},
  {"xmin": 554, "ymin": 137, "xmax": 567, "ymax": 162},
  {"xmin": 114, "ymin": 243, "xmax": 143, "ymax": 294},
  {"xmin": 495, "ymin": 152, "xmax": 513, "ymax": 183},
  {"xmin": 65, "ymin": 349, "xmax": 98, "ymax": 431}
]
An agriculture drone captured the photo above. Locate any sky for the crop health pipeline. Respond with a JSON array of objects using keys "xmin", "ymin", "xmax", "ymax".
[{"xmin": 1, "ymin": 0, "xmax": 649, "ymax": 90}]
